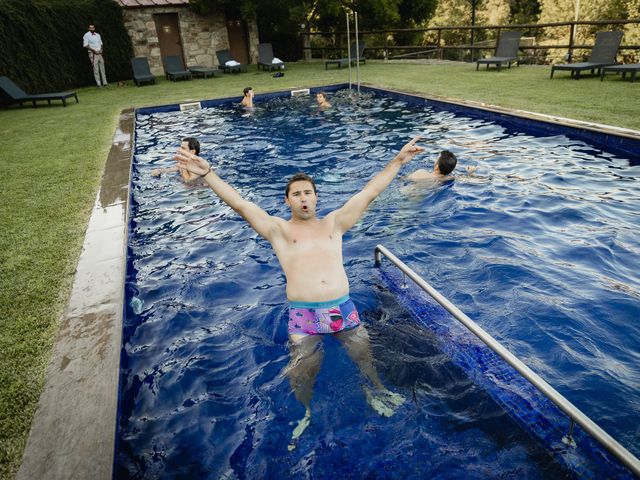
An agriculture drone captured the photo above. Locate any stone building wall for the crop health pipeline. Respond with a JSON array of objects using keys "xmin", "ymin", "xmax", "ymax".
[{"xmin": 123, "ymin": 7, "xmax": 257, "ymax": 75}]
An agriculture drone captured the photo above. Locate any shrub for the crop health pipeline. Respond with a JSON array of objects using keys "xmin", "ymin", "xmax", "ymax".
[{"xmin": 0, "ymin": 0, "xmax": 133, "ymax": 93}]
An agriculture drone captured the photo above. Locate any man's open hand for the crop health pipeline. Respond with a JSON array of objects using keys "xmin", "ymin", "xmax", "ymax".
[{"xmin": 174, "ymin": 148, "xmax": 210, "ymax": 176}]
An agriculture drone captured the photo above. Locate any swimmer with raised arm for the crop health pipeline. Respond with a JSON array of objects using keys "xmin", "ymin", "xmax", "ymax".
[
  {"xmin": 241, "ymin": 86, "xmax": 254, "ymax": 109},
  {"xmin": 152, "ymin": 137, "xmax": 202, "ymax": 182},
  {"xmin": 174, "ymin": 137, "xmax": 425, "ymax": 449}
]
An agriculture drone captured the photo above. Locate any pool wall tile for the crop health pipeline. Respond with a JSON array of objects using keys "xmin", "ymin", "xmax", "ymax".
[{"xmin": 379, "ymin": 264, "xmax": 635, "ymax": 479}]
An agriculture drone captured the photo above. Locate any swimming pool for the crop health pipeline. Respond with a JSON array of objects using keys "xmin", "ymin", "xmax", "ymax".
[{"xmin": 117, "ymin": 87, "xmax": 640, "ymax": 478}]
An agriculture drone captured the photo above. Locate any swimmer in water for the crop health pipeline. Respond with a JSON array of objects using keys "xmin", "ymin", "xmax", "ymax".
[
  {"xmin": 407, "ymin": 150, "xmax": 478, "ymax": 182},
  {"xmin": 174, "ymin": 136, "xmax": 425, "ymax": 449},
  {"xmin": 316, "ymin": 91, "xmax": 331, "ymax": 110},
  {"xmin": 407, "ymin": 150, "xmax": 458, "ymax": 181},
  {"xmin": 241, "ymin": 86, "xmax": 254, "ymax": 109},
  {"xmin": 152, "ymin": 137, "xmax": 201, "ymax": 182}
]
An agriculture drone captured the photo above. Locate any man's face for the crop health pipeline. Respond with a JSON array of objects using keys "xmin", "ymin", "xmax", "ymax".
[
  {"xmin": 316, "ymin": 93, "xmax": 325, "ymax": 104},
  {"xmin": 285, "ymin": 180, "xmax": 317, "ymax": 220},
  {"xmin": 433, "ymin": 154, "xmax": 443, "ymax": 173},
  {"xmin": 180, "ymin": 141, "xmax": 194, "ymax": 154},
  {"xmin": 89, "ymin": 25, "xmax": 95, "ymax": 33}
]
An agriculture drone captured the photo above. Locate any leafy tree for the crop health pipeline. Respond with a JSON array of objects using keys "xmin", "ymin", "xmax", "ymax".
[
  {"xmin": 509, "ymin": 0, "xmax": 541, "ymax": 25},
  {"xmin": 479, "ymin": 0, "xmax": 511, "ymax": 25},
  {"xmin": 539, "ymin": 0, "xmax": 634, "ymax": 63},
  {"xmin": 427, "ymin": 0, "xmax": 511, "ymax": 58},
  {"xmin": 190, "ymin": 0, "xmax": 438, "ymax": 59},
  {"xmin": 191, "ymin": 0, "xmax": 436, "ymax": 29},
  {"xmin": 624, "ymin": 0, "xmax": 640, "ymax": 61}
]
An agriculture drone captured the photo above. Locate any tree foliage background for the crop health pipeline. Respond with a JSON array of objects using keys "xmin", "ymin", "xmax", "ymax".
[
  {"xmin": 539, "ymin": 0, "xmax": 639, "ymax": 62},
  {"xmin": 190, "ymin": 0, "xmax": 439, "ymax": 59}
]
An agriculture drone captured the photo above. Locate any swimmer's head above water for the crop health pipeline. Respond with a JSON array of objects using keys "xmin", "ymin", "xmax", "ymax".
[
  {"xmin": 241, "ymin": 87, "xmax": 254, "ymax": 108},
  {"xmin": 181, "ymin": 137, "xmax": 200, "ymax": 155},
  {"xmin": 316, "ymin": 92, "xmax": 331, "ymax": 109},
  {"xmin": 434, "ymin": 150, "xmax": 457, "ymax": 175}
]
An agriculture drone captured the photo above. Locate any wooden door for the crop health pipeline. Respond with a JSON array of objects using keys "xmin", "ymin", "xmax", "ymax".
[
  {"xmin": 153, "ymin": 13, "xmax": 185, "ymax": 67},
  {"xmin": 226, "ymin": 18, "xmax": 249, "ymax": 64}
]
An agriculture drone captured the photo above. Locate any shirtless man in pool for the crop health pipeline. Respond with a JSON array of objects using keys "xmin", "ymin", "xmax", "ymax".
[
  {"xmin": 174, "ymin": 136, "xmax": 425, "ymax": 449},
  {"xmin": 152, "ymin": 137, "xmax": 201, "ymax": 182}
]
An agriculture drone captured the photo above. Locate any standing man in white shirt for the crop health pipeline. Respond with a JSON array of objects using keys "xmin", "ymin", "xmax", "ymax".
[{"xmin": 83, "ymin": 24, "xmax": 107, "ymax": 87}]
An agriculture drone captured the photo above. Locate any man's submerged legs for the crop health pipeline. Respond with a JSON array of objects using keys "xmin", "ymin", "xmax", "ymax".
[
  {"xmin": 335, "ymin": 326, "xmax": 405, "ymax": 417},
  {"xmin": 285, "ymin": 334, "xmax": 323, "ymax": 450}
]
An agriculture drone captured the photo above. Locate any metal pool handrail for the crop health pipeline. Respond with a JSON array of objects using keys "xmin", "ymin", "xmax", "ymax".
[{"xmin": 374, "ymin": 244, "xmax": 640, "ymax": 477}]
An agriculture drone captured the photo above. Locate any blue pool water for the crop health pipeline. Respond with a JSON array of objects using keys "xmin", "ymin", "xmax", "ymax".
[{"xmin": 117, "ymin": 88, "xmax": 640, "ymax": 478}]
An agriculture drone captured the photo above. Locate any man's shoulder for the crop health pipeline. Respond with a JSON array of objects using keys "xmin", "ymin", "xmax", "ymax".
[{"xmin": 407, "ymin": 169, "xmax": 434, "ymax": 181}]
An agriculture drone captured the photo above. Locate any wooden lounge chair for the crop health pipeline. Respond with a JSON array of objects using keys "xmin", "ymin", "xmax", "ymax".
[
  {"xmin": 0, "ymin": 76, "xmax": 78, "ymax": 108},
  {"xmin": 325, "ymin": 41, "xmax": 366, "ymax": 70},
  {"xmin": 476, "ymin": 31, "xmax": 522, "ymax": 71},
  {"xmin": 163, "ymin": 55, "xmax": 192, "ymax": 81},
  {"xmin": 216, "ymin": 50, "xmax": 246, "ymax": 74},
  {"xmin": 551, "ymin": 31, "xmax": 623, "ymax": 80},
  {"xmin": 257, "ymin": 43, "xmax": 286, "ymax": 71},
  {"xmin": 131, "ymin": 57, "xmax": 156, "ymax": 86}
]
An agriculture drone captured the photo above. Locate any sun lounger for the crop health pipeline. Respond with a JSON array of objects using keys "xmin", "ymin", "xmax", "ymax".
[
  {"xmin": 163, "ymin": 56, "xmax": 192, "ymax": 81},
  {"xmin": 325, "ymin": 41, "xmax": 366, "ymax": 70},
  {"xmin": 600, "ymin": 63, "xmax": 640, "ymax": 83},
  {"xmin": 476, "ymin": 31, "xmax": 522, "ymax": 71},
  {"xmin": 189, "ymin": 66, "xmax": 219, "ymax": 78},
  {"xmin": 550, "ymin": 31, "xmax": 623, "ymax": 80},
  {"xmin": 257, "ymin": 43, "xmax": 286, "ymax": 71},
  {"xmin": 0, "ymin": 76, "xmax": 78, "ymax": 108},
  {"xmin": 131, "ymin": 57, "xmax": 156, "ymax": 86},
  {"xmin": 216, "ymin": 50, "xmax": 247, "ymax": 73}
]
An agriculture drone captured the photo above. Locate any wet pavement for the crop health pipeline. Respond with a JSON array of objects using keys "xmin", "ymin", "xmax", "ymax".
[{"xmin": 17, "ymin": 109, "xmax": 133, "ymax": 480}]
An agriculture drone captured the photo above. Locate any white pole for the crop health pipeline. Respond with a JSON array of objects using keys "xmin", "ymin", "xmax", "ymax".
[
  {"xmin": 346, "ymin": 12, "xmax": 352, "ymax": 90},
  {"xmin": 355, "ymin": 11, "xmax": 360, "ymax": 93}
]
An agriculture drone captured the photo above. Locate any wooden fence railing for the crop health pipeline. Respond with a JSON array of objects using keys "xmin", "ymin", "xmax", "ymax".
[{"xmin": 302, "ymin": 19, "xmax": 640, "ymax": 64}]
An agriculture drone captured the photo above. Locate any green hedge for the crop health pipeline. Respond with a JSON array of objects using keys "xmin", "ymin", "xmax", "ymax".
[{"xmin": 0, "ymin": 0, "xmax": 133, "ymax": 93}]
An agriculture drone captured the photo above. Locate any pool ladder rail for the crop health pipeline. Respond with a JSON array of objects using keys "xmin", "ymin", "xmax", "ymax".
[{"xmin": 373, "ymin": 244, "xmax": 640, "ymax": 478}]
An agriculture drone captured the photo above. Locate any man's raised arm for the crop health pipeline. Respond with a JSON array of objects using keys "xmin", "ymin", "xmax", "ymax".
[
  {"xmin": 333, "ymin": 136, "xmax": 425, "ymax": 233},
  {"xmin": 174, "ymin": 148, "xmax": 281, "ymax": 240}
]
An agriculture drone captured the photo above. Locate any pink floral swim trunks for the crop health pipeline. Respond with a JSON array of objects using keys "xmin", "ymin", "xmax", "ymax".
[{"xmin": 288, "ymin": 295, "xmax": 361, "ymax": 336}]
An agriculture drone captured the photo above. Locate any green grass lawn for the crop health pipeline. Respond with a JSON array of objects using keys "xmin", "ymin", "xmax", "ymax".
[{"xmin": 0, "ymin": 60, "xmax": 638, "ymax": 479}]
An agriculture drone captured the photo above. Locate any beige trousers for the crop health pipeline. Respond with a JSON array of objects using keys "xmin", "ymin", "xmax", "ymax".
[{"xmin": 89, "ymin": 52, "xmax": 107, "ymax": 86}]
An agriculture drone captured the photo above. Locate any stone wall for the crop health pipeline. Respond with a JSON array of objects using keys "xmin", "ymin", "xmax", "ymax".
[{"xmin": 123, "ymin": 7, "xmax": 258, "ymax": 75}]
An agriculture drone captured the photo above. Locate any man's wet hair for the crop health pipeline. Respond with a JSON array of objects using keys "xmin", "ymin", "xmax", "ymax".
[
  {"xmin": 243, "ymin": 87, "xmax": 253, "ymax": 96},
  {"xmin": 182, "ymin": 137, "xmax": 200, "ymax": 155},
  {"xmin": 437, "ymin": 150, "xmax": 457, "ymax": 175},
  {"xmin": 285, "ymin": 173, "xmax": 317, "ymax": 197},
  {"xmin": 317, "ymin": 91, "xmax": 327, "ymax": 99}
]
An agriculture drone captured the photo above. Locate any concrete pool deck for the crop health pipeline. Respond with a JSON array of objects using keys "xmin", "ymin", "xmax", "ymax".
[
  {"xmin": 16, "ymin": 86, "xmax": 640, "ymax": 479},
  {"xmin": 17, "ymin": 109, "xmax": 133, "ymax": 480}
]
